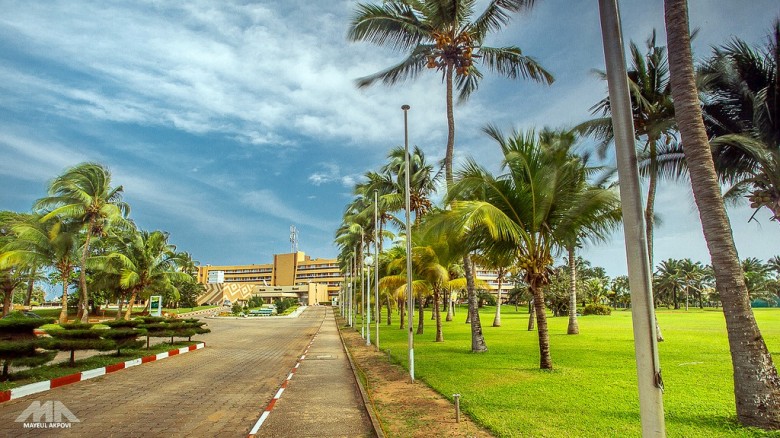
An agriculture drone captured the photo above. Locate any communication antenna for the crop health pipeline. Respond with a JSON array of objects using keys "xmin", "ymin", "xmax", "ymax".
[{"xmin": 289, "ymin": 225, "xmax": 298, "ymax": 253}]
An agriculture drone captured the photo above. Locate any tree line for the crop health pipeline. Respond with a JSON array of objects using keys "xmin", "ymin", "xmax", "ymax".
[{"xmin": 0, "ymin": 162, "xmax": 204, "ymax": 324}]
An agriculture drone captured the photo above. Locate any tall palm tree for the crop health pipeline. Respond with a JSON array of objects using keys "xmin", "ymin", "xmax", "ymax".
[
  {"xmin": 35, "ymin": 162, "xmax": 130, "ymax": 322},
  {"xmin": 0, "ymin": 211, "xmax": 28, "ymax": 316},
  {"xmin": 664, "ymin": 0, "xmax": 780, "ymax": 428},
  {"xmin": 0, "ymin": 215, "xmax": 80, "ymax": 323},
  {"xmin": 579, "ymin": 31, "xmax": 677, "ymax": 270},
  {"xmin": 654, "ymin": 258, "xmax": 684, "ymax": 309},
  {"xmin": 348, "ymin": 0, "xmax": 553, "ymax": 185},
  {"xmin": 380, "ymin": 145, "xmax": 442, "ymax": 221},
  {"xmin": 442, "ymin": 127, "xmax": 621, "ymax": 369}
]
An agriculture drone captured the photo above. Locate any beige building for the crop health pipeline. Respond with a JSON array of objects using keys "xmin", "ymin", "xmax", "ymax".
[{"xmin": 196, "ymin": 251, "xmax": 343, "ymax": 305}]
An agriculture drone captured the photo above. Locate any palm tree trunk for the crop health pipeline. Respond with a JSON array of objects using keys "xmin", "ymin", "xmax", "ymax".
[
  {"xmin": 24, "ymin": 266, "xmax": 36, "ymax": 306},
  {"xmin": 567, "ymin": 246, "xmax": 580, "ymax": 335},
  {"xmin": 116, "ymin": 298, "xmax": 123, "ymax": 320},
  {"xmin": 464, "ymin": 255, "xmax": 487, "ymax": 352},
  {"xmin": 386, "ymin": 297, "xmax": 392, "ymax": 325},
  {"xmin": 2, "ymin": 286, "xmax": 13, "ymax": 317},
  {"xmin": 124, "ymin": 289, "xmax": 138, "ymax": 320},
  {"xmin": 527, "ymin": 296, "xmax": 535, "ymax": 331},
  {"xmin": 645, "ymin": 138, "xmax": 658, "ymax": 271},
  {"xmin": 434, "ymin": 289, "xmax": 443, "ymax": 342},
  {"xmin": 444, "ymin": 63, "xmax": 455, "ymax": 187},
  {"xmin": 493, "ymin": 268, "xmax": 504, "ymax": 327},
  {"xmin": 77, "ymin": 228, "xmax": 93, "ymax": 322},
  {"xmin": 59, "ymin": 280, "xmax": 69, "ymax": 324},
  {"xmin": 416, "ymin": 298, "xmax": 424, "ymax": 335},
  {"xmin": 665, "ymin": 0, "xmax": 780, "ymax": 428},
  {"xmin": 445, "ymin": 291, "xmax": 453, "ymax": 321},
  {"xmin": 531, "ymin": 279, "xmax": 552, "ymax": 369}
]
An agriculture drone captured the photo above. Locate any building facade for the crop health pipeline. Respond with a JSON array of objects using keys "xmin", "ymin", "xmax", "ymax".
[{"xmin": 197, "ymin": 251, "xmax": 343, "ymax": 299}]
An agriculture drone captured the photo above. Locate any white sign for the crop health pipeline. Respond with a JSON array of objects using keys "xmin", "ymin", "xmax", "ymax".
[
  {"xmin": 150, "ymin": 295, "xmax": 162, "ymax": 317},
  {"xmin": 16, "ymin": 401, "xmax": 80, "ymax": 429}
]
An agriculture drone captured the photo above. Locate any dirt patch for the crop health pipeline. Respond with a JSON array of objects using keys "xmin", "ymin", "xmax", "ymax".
[{"xmin": 338, "ymin": 318, "xmax": 494, "ymax": 438}]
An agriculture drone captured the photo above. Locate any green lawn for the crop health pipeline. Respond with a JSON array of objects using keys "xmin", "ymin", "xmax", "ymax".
[{"xmin": 351, "ymin": 306, "xmax": 780, "ymax": 437}]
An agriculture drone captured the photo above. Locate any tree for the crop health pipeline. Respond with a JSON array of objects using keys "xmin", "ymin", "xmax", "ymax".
[
  {"xmin": 579, "ymin": 30, "xmax": 677, "ymax": 272},
  {"xmin": 0, "ymin": 314, "xmax": 56, "ymax": 380},
  {"xmin": 348, "ymin": 0, "xmax": 553, "ymax": 185},
  {"xmin": 664, "ymin": 0, "xmax": 780, "ymax": 428},
  {"xmin": 0, "ymin": 211, "xmax": 29, "ymax": 317},
  {"xmin": 698, "ymin": 21, "xmax": 780, "ymax": 222},
  {"xmin": 655, "ymin": 258, "xmax": 684, "ymax": 309},
  {"xmin": 94, "ymin": 229, "xmax": 188, "ymax": 320},
  {"xmin": 443, "ymin": 127, "xmax": 621, "ymax": 369},
  {"xmin": 1, "ymin": 215, "xmax": 80, "ymax": 323},
  {"xmin": 35, "ymin": 162, "xmax": 130, "ymax": 322},
  {"xmin": 45, "ymin": 322, "xmax": 114, "ymax": 366}
]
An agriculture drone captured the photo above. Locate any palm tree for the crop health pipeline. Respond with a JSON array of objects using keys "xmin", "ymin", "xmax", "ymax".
[
  {"xmin": 0, "ymin": 215, "xmax": 80, "ymax": 323},
  {"xmin": 695, "ymin": 20, "xmax": 780, "ymax": 223},
  {"xmin": 94, "ymin": 229, "xmax": 188, "ymax": 320},
  {"xmin": 0, "ymin": 211, "xmax": 29, "ymax": 316},
  {"xmin": 579, "ymin": 30, "xmax": 677, "ymax": 271},
  {"xmin": 348, "ymin": 0, "xmax": 553, "ymax": 185},
  {"xmin": 442, "ymin": 127, "xmax": 621, "ymax": 369},
  {"xmin": 35, "ymin": 162, "xmax": 130, "ymax": 322},
  {"xmin": 655, "ymin": 259, "xmax": 684, "ymax": 309},
  {"xmin": 664, "ymin": 0, "xmax": 780, "ymax": 428},
  {"xmin": 471, "ymin": 241, "xmax": 516, "ymax": 327},
  {"xmin": 380, "ymin": 145, "xmax": 441, "ymax": 221}
]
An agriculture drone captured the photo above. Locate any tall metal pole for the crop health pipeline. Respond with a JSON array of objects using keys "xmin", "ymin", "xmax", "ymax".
[
  {"xmin": 402, "ymin": 104, "xmax": 415, "ymax": 382},
  {"xmin": 374, "ymin": 189, "xmax": 380, "ymax": 350},
  {"xmin": 366, "ymin": 246, "xmax": 371, "ymax": 346},
  {"xmin": 347, "ymin": 262, "xmax": 353, "ymax": 326},
  {"xmin": 361, "ymin": 234, "xmax": 365, "ymax": 339},
  {"xmin": 598, "ymin": 1, "xmax": 665, "ymax": 436}
]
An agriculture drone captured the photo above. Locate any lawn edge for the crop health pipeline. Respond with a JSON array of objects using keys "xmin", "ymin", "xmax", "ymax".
[{"xmin": 0, "ymin": 342, "xmax": 206, "ymax": 404}]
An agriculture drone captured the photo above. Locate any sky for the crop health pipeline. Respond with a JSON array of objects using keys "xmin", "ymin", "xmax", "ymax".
[{"xmin": 0, "ymin": 0, "xmax": 778, "ymax": 280}]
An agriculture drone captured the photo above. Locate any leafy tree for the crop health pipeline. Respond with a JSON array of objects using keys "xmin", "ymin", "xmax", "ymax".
[
  {"xmin": 348, "ymin": 0, "xmax": 553, "ymax": 185},
  {"xmin": 100, "ymin": 319, "xmax": 146, "ymax": 354},
  {"xmin": 0, "ymin": 313, "xmax": 56, "ymax": 380},
  {"xmin": 45, "ymin": 322, "xmax": 114, "ymax": 366},
  {"xmin": 664, "ymin": 0, "xmax": 780, "ymax": 427}
]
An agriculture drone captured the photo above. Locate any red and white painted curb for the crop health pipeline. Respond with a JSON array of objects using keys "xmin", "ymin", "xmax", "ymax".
[
  {"xmin": 248, "ymin": 317, "xmax": 325, "ymax": 437},
  {"xmin": 0, "ymin": 342, "xmax": 205, "ymax": 404}
]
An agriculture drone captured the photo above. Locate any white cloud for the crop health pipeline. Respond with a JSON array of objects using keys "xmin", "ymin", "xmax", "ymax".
[{"xmin": 241, "ymin": 189, "xmax": 332, "ymax": 232}]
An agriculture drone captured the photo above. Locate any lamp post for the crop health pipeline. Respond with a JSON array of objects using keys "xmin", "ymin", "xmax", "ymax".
[
  {"xmin": 402, "ymin": 104, "xmax": 414, "ymax": 382},
  {"xmin": 361, "ymin": 234, "xmax": 365, "ymax": 339},
  {"xmin": 374, "ymin": 189, "xmax": 380, "ymax": 350},
  {"xmin": 598, "ymin": 0, "xmax": 665, "ymax": 435}
]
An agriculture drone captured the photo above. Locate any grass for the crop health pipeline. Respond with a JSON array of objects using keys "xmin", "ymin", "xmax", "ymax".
[
  {"xmin": 0, "ymin": 340, "xmax": 199, "ymax": 392},
  {"xmin": 163, "ymin": 305, "xmax": 217, "ymax": 314},
  {"xmin": 350, "ymin": 305, "xmax": 780, "ymax": 437}
]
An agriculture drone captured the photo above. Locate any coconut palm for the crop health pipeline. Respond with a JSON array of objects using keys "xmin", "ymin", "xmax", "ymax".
[
  {"xmin": 442, "ymin": 127, "xmax": 621, "ymax": 369},
  {"xmin": 94, "ymin": 229, "xmax": 187, "ymax": 320},
  {"xmin": 348, "ymin": 0, "xmax": 553, "ymax": 185},
  {"xmin": 35, "ymin": 162, "xmax": 130, "ymax": 322},
  {"xmin": 579, "ymin": 31, "xmax": 677, "ymax": 270},
  {"xmin": 0, "ymin": 215, "xmax": 80, "ymax": 323},
  {"xmin": 696, "ymin": 20, "xmax": 780, "ymax": 222},
  {"xmin": 654, "ymin": 258, "xmax": 684, "ymax": 309},
  {"xmin": 0, "ymin": 211, "xmax": 29, "ymax": 316},
  {"xmin": 664, "ymin": 0, "xmax": 780, "ymax": 427},
  {"xmin": 470, "ymin": 241, "xmax": 516, "ymax": 327},
  {"xmin": 379, "ymin": 145, "xmax": 442, "ymax": 221}
]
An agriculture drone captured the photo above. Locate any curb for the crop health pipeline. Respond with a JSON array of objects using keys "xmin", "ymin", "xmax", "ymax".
[
  {"xmin": 0, "ymin": 342, "xmax": 205, "ymax": 404},
  {"xmin": 336, "ymin": 315, "xmax": 386, "ymax": 438}
]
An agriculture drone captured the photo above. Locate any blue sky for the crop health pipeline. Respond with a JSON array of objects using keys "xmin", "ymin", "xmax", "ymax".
[{"xmin": 0, "ymin": 0, "xmax": 778, "ymax": 279}]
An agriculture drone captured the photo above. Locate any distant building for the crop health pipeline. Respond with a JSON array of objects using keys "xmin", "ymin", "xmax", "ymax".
[{"xmin": 197, "ymin": 251, "xmax": 343, "ymax": 305}]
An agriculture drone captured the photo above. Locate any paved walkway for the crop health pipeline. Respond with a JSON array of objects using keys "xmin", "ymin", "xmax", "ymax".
[
  {"xmin": 255, "ymin": 307, "xmax": 374, "ymax": 437},
  {"xmin": 0, "ymin": 306, "xmax": 374, "ymax": 437}
]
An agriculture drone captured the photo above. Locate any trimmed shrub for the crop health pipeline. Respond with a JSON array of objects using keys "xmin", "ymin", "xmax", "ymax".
[
  {"xmin": 0, "ymin": 314, "xmax": 56, "ymax": 380},
  {"xmin": 45, "ymin": 322, "xmax": 114, "ymax": 365},
  {"xmin": 583, "ymin": 304, "xmax": 612, "ymax": 316}
]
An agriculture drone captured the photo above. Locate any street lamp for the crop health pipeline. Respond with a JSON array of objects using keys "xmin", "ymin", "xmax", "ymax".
[
  {"xmin": 598, "ymin": 0, "xmax": 665, "ymax": 435},
  {"xmin": 402, "ymin": 104, "xmax": 414, "ymax": 382}
]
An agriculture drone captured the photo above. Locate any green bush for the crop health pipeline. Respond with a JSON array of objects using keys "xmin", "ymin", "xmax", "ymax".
[
  {"xmin": 583, "ymin": 304, "xmax": 612, "ymax": 315},
  {"xmin": 231, "ymin": 302, "xmax": 243, "ymax": 315},
  {"xmin": 477, "ymin": 291, "xmax": 496, "ymax": 307}
]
